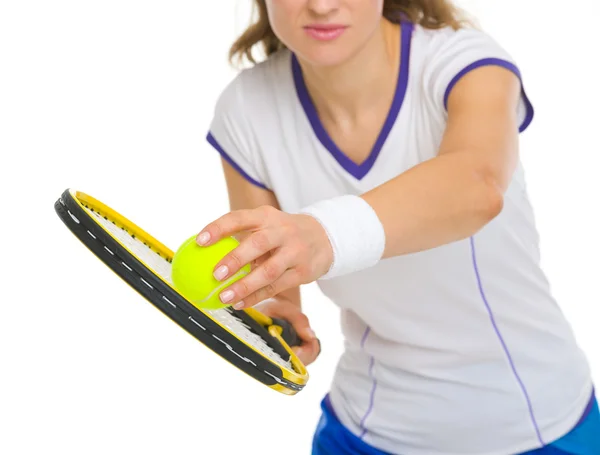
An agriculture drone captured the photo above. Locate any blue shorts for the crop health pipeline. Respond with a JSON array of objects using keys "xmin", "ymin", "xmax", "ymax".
[{"xmin": 312, "ymin": 392, "xmax": 600, "ymax": 455}]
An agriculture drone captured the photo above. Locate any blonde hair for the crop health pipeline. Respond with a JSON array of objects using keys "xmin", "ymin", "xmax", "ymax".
[{"xmin": 230, "ymin": 0, "xmax": 471, "ymax": 66}]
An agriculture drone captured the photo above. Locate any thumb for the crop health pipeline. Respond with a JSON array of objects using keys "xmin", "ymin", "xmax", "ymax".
[
  {"xmin": 276, "ymin": 308, "xmax": 320, "ymax": 363},
  {"xmin": 292, "ymin": 337, "xmax": 321, "ymax": 366}
]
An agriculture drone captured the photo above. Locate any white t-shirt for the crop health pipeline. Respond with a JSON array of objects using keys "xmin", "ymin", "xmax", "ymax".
[{"xmin": 206, "ymin": 20, "xmax": 593, "ymax": 455}]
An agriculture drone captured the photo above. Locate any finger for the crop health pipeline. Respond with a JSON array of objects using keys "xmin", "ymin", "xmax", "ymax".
[
  {"xmin": 293, "ymin": 338, "xmax": 321, "ymax": 365},
  {"xmin": 196, "ymin": 207, "xmax": 269, "ymax": 246},
  {"xmin": 213, "ymin": 229, "xmax": 283, "ymax": 282},
  {"xmin": 220, "ymin": 253, "xmax": 297, "ymax": 308}
]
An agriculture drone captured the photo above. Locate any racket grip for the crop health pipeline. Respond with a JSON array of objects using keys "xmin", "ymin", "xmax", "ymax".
[{"xmin": 271, "ymin": 318, "xmax": 302, "ymax": 347}]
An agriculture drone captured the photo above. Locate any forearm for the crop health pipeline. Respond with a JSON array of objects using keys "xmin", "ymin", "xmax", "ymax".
[{"xmin": 362, "ymin": 150, "xmax": 505, "ymax": 259}]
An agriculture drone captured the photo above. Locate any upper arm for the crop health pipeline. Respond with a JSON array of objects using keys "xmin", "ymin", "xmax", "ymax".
[
  {"xmin": 220, "ymin": 157, "xmax": 279, "ymax": 212},
  {"xmin": 421, "ymin": 27, "xmax": 534, "ymax": 192},
  {"xmin": 439, "ymin": 64, "xmax": 522, "ymax": 192},
  {"xmin": 207, "ymin": 71, "xmax": 279, "ymax": 219}
]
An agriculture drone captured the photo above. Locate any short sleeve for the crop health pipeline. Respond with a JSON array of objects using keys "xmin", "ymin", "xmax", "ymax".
[
  {"xmin": 421, "ymin": 28, "xmax": 534, "ymax": 133},
  {"xmin": 206, "ymin": 72, "xmax": 271, "ymax": 190}
]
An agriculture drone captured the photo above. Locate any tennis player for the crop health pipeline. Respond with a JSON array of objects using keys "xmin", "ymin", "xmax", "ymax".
[{"xmin": 196, "ymin": 1, "xmax": 600, "ymax": 453}]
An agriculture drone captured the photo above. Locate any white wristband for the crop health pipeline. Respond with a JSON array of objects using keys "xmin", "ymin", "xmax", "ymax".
[{"xmin": 298, "ymin": 195, "xmax": 386, "ymax": 280}]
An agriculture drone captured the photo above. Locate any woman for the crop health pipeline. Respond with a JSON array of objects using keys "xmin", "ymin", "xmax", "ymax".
[{"xmin": 197, "ymin": 1, "xmax": 599, "ymax": 453}]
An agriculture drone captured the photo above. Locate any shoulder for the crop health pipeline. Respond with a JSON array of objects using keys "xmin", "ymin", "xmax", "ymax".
[
  {"xmin": 213, "ymin": 49, "xmax": 293, "ymax": 119},
  {"xmin": 411, "ymin": 24, "xmax": 520, "ymax": 90},
  {"xmin": 411, "ymin": 23, "xmax": 511, "ymax": 61},
  {"xmin": 206, "ymin": 49, "xmax": 294, "ymax": 191},
  {"xmin": 409, "ymin": 23, "xmax": 533, "ymax": 132}
]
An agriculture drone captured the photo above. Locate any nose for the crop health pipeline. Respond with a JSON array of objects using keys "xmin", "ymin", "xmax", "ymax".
[{"xmin": 306, "ymin": 0, "xmax": 340, "ymax": 16}]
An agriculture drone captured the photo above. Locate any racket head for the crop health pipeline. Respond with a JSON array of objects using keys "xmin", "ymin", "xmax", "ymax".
[{"xmin": 54, "ymin": 188, "xmax": 308, "ymax": 395}]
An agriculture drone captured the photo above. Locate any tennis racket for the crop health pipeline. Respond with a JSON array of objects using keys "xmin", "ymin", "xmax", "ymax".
[{"xmin": 54, "ymin": 188, "xmax": 309, "ymax": 395}]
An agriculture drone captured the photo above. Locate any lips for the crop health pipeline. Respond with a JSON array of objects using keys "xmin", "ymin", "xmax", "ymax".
[{"xmin": 303, "ymin": 24, "xmax": 348, "ymax": 41}]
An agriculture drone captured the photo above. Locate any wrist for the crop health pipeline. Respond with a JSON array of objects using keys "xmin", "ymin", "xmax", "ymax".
[{"xmin": 297, "ymin": 194, "xmax": 386, "ymax": 280}]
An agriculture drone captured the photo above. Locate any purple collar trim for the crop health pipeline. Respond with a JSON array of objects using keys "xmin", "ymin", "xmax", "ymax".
[{"xmin": 292, "ymin": 21, "xmax": 413, "ymax": 180}]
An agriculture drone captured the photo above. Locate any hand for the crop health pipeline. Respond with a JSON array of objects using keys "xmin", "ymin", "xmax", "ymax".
[
  {"xmin": 196, "ymin": 205, "xmax": 333, "ymax": 310},
  {"xmin": 254, "ymin": 297, "xmax": 321, "ymax": 366}
]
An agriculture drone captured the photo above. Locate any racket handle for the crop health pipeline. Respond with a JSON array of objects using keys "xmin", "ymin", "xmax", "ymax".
[{"xmin": 271, "ymin": 317, "xmax": 302, "ymax": 347}]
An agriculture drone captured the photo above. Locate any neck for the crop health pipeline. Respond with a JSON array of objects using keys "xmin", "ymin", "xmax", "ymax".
[{"xmin": 297, "ymin": 18, "xmax": 402, "ymax": 123}]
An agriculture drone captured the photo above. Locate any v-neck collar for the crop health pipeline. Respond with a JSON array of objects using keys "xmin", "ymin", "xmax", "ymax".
[{"xmin": 291, "ymin": 20, "xmax": 413, "ymax": 180}]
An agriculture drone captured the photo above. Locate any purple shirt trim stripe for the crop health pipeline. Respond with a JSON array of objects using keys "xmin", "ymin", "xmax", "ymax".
[
  {"xmin": 292, "ymin": 20, "xmax": 414, "ymax": 181},
  {"xmin": 470, "ymin": 236, "xmax": 545, "ymax": 447},
  {"xmin": 206, "ymin": 131, "xmax": 270, "ymax": 191},
  {"xmin": 443, "ymin": 58, "xmax": 535, "ymax": 133},
  {"xmin": 358, "ymin": 326, "xmax": 378, "ymax": 439}
]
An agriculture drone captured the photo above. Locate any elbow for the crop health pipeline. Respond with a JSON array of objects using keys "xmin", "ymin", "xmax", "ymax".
[
  {"xmin": 474, "ymin": 170, "xmax": 505, "ymax": 223},
  {"xmin": 483, "ymin": 184, "xmax": 505, "ymax": 221}
]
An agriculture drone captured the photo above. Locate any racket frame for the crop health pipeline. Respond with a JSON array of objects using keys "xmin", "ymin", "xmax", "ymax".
[{"xmin": 55, "ymin": 188, "xmax": 308, "ymax": 395}]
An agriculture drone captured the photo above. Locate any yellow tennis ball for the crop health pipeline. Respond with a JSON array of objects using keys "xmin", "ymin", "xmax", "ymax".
[{"xmin": 171, "ymin": 235, "xmax": 250, "ymax": 310}]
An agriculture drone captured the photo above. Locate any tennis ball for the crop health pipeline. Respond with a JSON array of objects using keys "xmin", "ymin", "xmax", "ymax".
[{"xmin": 171, "ymin": 235, "xmax": 250, "ymax": 310}]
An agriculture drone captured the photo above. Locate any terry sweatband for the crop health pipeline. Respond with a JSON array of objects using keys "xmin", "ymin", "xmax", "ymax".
[{"xmin": 297, "ymin": 194, "xmax": 386, "ymax": 280}]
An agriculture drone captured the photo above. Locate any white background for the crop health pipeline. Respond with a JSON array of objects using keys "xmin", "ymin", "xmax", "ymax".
[{"xmin": 1, "ymin": 1, "xmax": 598, "ymax": 454}]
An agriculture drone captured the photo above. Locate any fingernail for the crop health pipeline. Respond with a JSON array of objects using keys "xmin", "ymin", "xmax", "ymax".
[
  {"xmin": 213, "ymin": 265, "xmax": 228, "ymax": 281},
  {"xmin": 233, "ymin": 301, "xmax": 245, "ymax": 310},
  {"xmin": 307, "ymin": 329, "xmax": 316, "ymax": 339},
  {"xmin": 197, "ymin": 232, "xmax": 210, "ymax": 245},
  {"xmin": 220, "ymin": 290, "xmax": 234, "ymax": 303}
]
